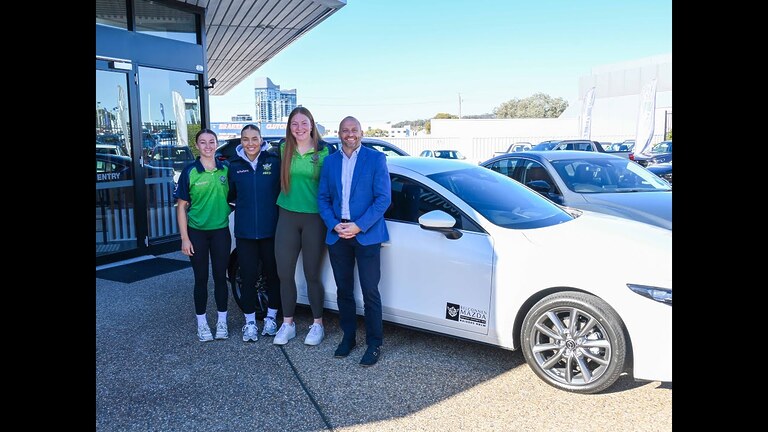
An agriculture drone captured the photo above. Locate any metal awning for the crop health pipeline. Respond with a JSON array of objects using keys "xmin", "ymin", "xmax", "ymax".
[{"xmin": 175, "ymin": 0, "xmax": 346, "ymax": 95}]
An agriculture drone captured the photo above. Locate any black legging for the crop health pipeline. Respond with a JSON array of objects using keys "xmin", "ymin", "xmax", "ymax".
[
  {"xmin": 187, "ymin": 226, "xmax": 232, "ymax": 315},
  {"xmin": 236, "ymin": 237, "xmax": 281, "ymax": 314}
]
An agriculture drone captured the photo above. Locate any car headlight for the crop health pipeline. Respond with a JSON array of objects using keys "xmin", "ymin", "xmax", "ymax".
[{"xmin": 627, "ymin": 284, "xmax": 671, "ymax": 305}]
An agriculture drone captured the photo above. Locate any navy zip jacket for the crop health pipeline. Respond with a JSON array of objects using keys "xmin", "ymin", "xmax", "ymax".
[{"xmin": 227, "ymin": 147, "xmax": 281, "ymax": 239}]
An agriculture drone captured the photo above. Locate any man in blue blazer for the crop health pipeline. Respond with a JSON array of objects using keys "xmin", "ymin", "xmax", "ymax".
[{"xmin": 318, "ymin": 116, "xmax": 391, "ymax": 367}]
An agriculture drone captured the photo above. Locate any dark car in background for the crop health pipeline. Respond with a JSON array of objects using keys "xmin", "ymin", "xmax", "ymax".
[
  {"xmin": 96, "ymin": 153, "xmax": 174, "ymax": 183},
  {"xmin": 630, "ymin": 140, "xmax": 672, "ymax": 166},
  {"xmin": 646, "ymin": 162, "xmax": 672, "ymax": 184},
  {"xmin": 147, "ymin": 145, "xmax": 195, "ymax": 183},
  {"xmin": 215, "ymin": 137, "xmax": 283, "ymax": 162},
  {"xmin": 481, "ymin": 151, "xmax": 672, "ymax": 230}
]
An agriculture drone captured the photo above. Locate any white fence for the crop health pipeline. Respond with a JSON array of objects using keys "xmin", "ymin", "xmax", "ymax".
[{"xmin": 385, "ymin": 134, "xmax": 666, "ymax": 163}]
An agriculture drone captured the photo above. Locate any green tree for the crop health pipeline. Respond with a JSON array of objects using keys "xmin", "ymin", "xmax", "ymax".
[
  {"xmin": 666, "ymin": 128, "xmax": 672, "ymax": 140},
  {"xmin": 187, "ymin": 123, "xmax": 202, "ymax": 158},
  {"xmin": 365, "ymin": 128, "xmax": 387, "ymax": 137},
  {"xmin": 493, "ymin": 93, "xmax": 568, "ymax": 118}
]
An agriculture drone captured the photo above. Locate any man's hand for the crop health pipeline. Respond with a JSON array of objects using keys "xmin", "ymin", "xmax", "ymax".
[{"xmin": 335, "ymin": 222, "xmax": 361, "ymax": 239}]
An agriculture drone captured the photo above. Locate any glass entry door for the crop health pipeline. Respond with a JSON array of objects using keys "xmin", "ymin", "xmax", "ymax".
[{"xmin": 96, "ymin": 69, "xmax": 136, "ymax": 257}]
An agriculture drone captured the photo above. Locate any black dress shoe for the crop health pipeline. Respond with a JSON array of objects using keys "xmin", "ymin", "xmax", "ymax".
[
  {"xmin": 359, "ymin": 345, "xmax": 381, "ymax": 367},
  {"xmin": 334, "ymin": 339, "xmax": 356, "ymax": 358}
]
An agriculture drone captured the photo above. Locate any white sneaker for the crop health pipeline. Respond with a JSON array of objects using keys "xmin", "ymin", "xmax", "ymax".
[
  {"xmin": 197, "ymin": 322, "xmax": 213, "ymax": 342},
  {"xmin": 242, "ymin": 321, "xmax": 259, "ymax": 342},
  {"xmin": 262, "ymin": 316, "xmax": 278, "ymax": 336},
  {"xmin": 273, "ymin": 322, "xmax": 296, "ymax": 345},
  {"xmin": 304, "ymin": 323, "xmax": 325, "ymax": 346},
  {"xmin": 215, "ymin": 321, "xmax": 229, "ymax": 340}
]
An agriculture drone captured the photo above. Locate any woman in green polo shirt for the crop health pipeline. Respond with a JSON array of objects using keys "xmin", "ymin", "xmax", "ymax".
[
  {"xmin": 273, "ymin": 107, "xmax": 332, "ymax": 347},
  {"xmin": 175, "ymin": 128, "xmax": 232, "ymax": 343}
]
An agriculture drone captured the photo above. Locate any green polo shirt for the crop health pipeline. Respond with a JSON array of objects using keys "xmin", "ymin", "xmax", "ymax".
[
  {"xmin": 176, "ymin": 161, "xmax": 231, "ymax": 230},
  {"xmin": 277, "ymin": 143, "xmax": 330, "ymax": 214}
]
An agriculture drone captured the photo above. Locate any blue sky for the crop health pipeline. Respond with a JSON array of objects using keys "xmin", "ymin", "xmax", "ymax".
[{"xmin": 209, "ymin": 0, "xmax": 671, "ymax": 127}]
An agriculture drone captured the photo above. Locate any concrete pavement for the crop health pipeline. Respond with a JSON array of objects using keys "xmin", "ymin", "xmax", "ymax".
[{"xmin": 96, "ymin": 251, "xmax": 672, "ymax": 431}]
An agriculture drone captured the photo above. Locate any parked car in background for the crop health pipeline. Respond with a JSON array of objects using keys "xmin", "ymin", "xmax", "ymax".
[
  {"xmin": 531, "ymin": 140, "xmax": 562, "ymax": 151},
  {"xmin": 226, "ymin": 156, "xmax": 671, "ymax": 394},
  {"xmin": 646, "ymin": 162, "xmax": 672, "ymax": 185},
  {"xmin": 215, "ymin": 136, "xmax": 283, "ymax": 162},
  {"xmin": 419, "ymin": 149, "xmax": 467, "ymax": 159},
  {"xmin": 96, "ymin": 153, "xmax": 174, "ymax": 183},
  {"xmin": 530, "ymin": 140, "xmax": 608, "ymax": 153},
  {"xmin": 492, "ymin": 142, "xmax": 532, "ymax": 158},
  {"xmin": 323, "ymin": 137, "xmax": 409, "ymax": 157},
  {"xmin": 630, "ymin": 140, "xmax": 672, "ymax": 167},
  {"xmin": 147, "ymin": 145, "xmax": 195, "ymax": 184},
  {"xmin": 481, "ymin": 151, "xmax": 672, "ymax": 230},
  {"xmin": 96, "ymin": 143, "xmax": 127, "ymax": 157}
]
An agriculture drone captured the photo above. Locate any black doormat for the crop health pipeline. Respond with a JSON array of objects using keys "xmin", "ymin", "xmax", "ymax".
[{"xmin": 96, "ymin": 257, "xmax": 191, "ymax": 283}]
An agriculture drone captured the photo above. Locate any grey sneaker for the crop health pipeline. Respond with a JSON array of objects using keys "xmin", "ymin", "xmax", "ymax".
[
  {"xmin": 273, "ymin": 322, "xmax": 296, "ymax": 345},
  {"xmin": 304, "ymin": 323, "xmax": 325, "ymax": 346},
  {"xmin": 262, "ymin": 316, "xmax": 278, "ymax": 336},
  {"xmin": 198, "ymin": 322, "xmax": 213, "ymax": 342},
  {"xmin": 242, "ymin": 321, "xmax": 258, "ymax": 342},
  {"xmin": 215, "ymin": 321, "xmax": 229, "ymax": 340}
]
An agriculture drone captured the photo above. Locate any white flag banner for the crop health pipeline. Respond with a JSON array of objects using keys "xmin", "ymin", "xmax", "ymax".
[
  {"xmin": 117, "ymin": 85, "xmax": 130, "ymax": 156},
  {"xmin": 633, "ymin": 78, "xmax": 658, "ymax": 157},
  {"xmin": 579, "ymin": 86, "xmax": 596, "ymax": 139},
  {"xmin": 172, "ymin": 91, "xmax": 188, "ymax": 147}
]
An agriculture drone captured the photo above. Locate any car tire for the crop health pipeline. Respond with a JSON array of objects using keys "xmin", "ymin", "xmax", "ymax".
[
  {"xmin": 521, "ymin": 291, "xmax": 627, "ymax": 394},
  {"xmin": 226, "ymin": 248, "xmax": 269, "ymax": 320}
]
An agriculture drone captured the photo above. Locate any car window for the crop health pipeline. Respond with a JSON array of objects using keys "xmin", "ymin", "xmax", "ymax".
[
  {"xmin": 521, "ymin": 161, "xmax": 556, "ymax": 190},
  {"xmin": 366, "ymin": 143, "xmax": 401, "ymax": 157},
  {"xmin": 428, "ymin": 166, "xmax": 572, "ymax": 229},
  {"xmin": 385, "ymin": 174, "xmax": 482, "ymax": 233},
  {"xmin": 551, "ymin": 158, "xmax": 671, "ymax": 193},
  {"xmin": 486, "ymin": 158, "xmax": 522, "ymax": 180}
]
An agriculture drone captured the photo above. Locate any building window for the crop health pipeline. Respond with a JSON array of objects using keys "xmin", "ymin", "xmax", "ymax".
[
  {"xmin": 135, "ymin": 0, "xmax": 198, "ymax": 44},
  {"xmin": 96, "ymin": 0, "xmax": 128, "ymax": 30}
]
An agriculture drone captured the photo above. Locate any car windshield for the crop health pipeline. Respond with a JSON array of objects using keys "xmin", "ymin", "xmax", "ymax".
[
  {"xmin": 427, "ymin": 165, "xmax": 573, "ymax": 229},
  {"xmin": 531, "ymin": 142, "xmax": 559, "ymax": 151},
  {"xmin": 650, "ymin": 141, "xmax": 672, "ymax": 154},
  {"xmin": 551, "ymin": 157, "xmax": 672, "ymax": 193}
]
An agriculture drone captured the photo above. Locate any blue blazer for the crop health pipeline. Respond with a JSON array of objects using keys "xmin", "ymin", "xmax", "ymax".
[{"xmin": 318, "ymin": 146, "xmax": 391, "ymax": 246}]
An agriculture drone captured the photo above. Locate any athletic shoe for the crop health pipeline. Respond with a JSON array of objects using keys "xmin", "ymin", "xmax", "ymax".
[
  {"xmin": 273, "ymin": 322, "xmax": 296, "ymax": 345},
  {"xmin": 262, "ymin": 316, "xmax": 278, "ymax": 336},
  {"xmin": 304, "ymin": 323, "xmax": 325, "ymax": 346},
  {"xmin": 198, "ymin": 322, "xmax": 213, "ymax": 342},
  {"xmin": 215, "ymin": 320, "xmax": 229, "ymax": 340},
  {"xmin": 242, "ymin": 321, "xmax": 259, "ymax": 342}
]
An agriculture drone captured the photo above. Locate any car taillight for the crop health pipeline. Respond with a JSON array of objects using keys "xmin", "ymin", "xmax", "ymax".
[{"xmin": 629, "ymin": 153, "xmax": 635, "ymax": 161}]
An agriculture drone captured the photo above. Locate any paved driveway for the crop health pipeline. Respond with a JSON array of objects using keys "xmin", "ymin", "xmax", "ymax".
[{"xmin": 96, "ymin": 252, "xmax": 672, "ymax": 431}]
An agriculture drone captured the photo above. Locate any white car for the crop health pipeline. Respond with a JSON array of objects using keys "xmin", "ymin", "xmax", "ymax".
[{"xmin": 227, "ymin": 157, "xmax": 672, "ymax": 394}]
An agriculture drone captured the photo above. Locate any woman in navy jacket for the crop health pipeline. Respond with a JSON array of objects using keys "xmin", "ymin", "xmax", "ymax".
[{"xmin": 227, "ymin": 124, "xmax": 282, "ymax": 342}]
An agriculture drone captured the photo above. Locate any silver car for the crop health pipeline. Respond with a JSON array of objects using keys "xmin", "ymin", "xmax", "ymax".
[{"xmin": 482, "ymin": 150, "xmax": 672, "ymax": 230}]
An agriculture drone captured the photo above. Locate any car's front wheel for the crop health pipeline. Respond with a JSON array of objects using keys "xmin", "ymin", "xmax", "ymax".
[{"xmin": 521, "ymin": 291, "xmax": 627, "ymax": 394}]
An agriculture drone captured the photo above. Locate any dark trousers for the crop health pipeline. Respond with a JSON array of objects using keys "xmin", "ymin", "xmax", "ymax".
[
  {"xmin": 328, "ymin": 238, "xmax": 383, "ymax": 347},
  {"xmin": 236, "ymin": 237, "xmax": 281, "ymax": 314},
  {"xmin": 188, "ymin": 226, "xmax": 231, "ymax": 315}
]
